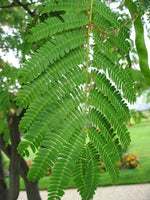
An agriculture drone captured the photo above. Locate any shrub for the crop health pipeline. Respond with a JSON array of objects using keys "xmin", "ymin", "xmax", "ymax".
[
  {"xmin": 99, "ymin": 152, "xmax": 140, "ymax": 172},
  {"xmin": 118, "ymin": 152, "xmax": 140, "ymax": 169}
]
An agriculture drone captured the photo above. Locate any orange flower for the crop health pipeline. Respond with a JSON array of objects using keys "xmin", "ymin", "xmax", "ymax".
[
  {"xmin": 130, "ymin": 161, "xmax": 136, "ymax": 165},
  {"xmin": 27, "ymin": 162, "xmax": 31, "ymax": 166},
  {"xmin": 85, "ymin": 129, "xmax": 88, "ymax": 132},
  {"xmin": 127, "ymin": 156, "xmax": 131, "ymax": 161},
  {"xmin": 132, "ymin": 153, "xmax": 137, "ymax": 159},
  {"xmin": 118, "ymin": 161, "xmax": 122, "ymax": 166},
  {"xmin": 126, "ymin": 162, "xmax": 130, "ymax": 165},
  {"xmin": 136, "ymin": 164, "xmax": 140, "ymax": 169}
]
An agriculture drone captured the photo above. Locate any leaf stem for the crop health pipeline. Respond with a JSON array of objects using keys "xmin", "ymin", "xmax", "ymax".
[{"xmin": 84, "ymin": 0, "xmax": 94, "ymax": 131}]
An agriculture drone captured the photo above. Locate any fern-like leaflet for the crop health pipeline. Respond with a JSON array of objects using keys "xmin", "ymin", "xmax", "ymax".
[{"xmin": 16, "ymin": 0, "xmax": 136, "ymax": 199}]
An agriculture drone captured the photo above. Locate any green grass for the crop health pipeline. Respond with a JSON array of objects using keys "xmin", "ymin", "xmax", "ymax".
[
  {"xmin": 128, "ymin": 120, "xmax": 150, "ymax": 155},
  {"xmin": 6, "ymin": 120, "xmax": 150, "ymax": 190},
  {"xmin": 98, "ymin": 120, "xmax": 150, "ymax": 186},
  {"xmin": 99, "ymin": 120, "xmax": 150, "ymax": 186},
  {"xmin": 98, "ymin": 156, "xmax": 150, "ymax": 186}
]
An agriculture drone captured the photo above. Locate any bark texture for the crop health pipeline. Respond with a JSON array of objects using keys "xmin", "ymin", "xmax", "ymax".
[
  {"xmin": 0, "ymin": 110, "xmax": 41, "ymax": 200},
  {"xmin": 7, "ymin": 112, "xmax": 20, "ymax": 200}
]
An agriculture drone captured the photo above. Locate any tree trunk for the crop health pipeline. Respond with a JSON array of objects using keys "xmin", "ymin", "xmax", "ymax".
[
  {"xmin": 0, "ymin": 150, "xmax": 8, "ymax": 200},
  {"xmin": 7, "ymin": 112, "xmax": 20, "ymax": 200},
  {"xmin": 0, "ymin": 134, "xmax": 41, "ymax": 200},
  {"xmin": 20, "ymin": 158, "xmax": 41, "ymax": 200}
]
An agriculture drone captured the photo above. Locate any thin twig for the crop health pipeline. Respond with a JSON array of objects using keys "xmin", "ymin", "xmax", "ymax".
[
  {"xmin": 13, "ymin": 0, "xmax": 35, "ymax": 17},
  {"xmin": 0, "ymin": 0, "xmax": 44, "ymax": 18},
  {"xmin": 0, "ymin": 3, "xmax": 29, "ymax": 9},
  {"xmin": 0, "ymin": 0, "xmax": 44, "ymax": 9},
  {"xmin": 90, "ymin": 12, "xmax": 139, "ymax": 38}
]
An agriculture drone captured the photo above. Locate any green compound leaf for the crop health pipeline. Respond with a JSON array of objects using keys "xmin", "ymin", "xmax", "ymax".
[{"xmin": 17, "ymin": 0, "xmax": 136, "ymax": 199}]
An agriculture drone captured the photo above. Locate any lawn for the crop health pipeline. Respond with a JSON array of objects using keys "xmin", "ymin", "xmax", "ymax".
[
  {"xmin": 6, "ymin": 120, "xmax": 150, "ymax": 189},
  {"xmin": 99, "ymin": 120, "xmax": 150, "ymax": 186},
  {"xmin": 128, "ymin": 120, "xmax": 150, "ymax": 155}
]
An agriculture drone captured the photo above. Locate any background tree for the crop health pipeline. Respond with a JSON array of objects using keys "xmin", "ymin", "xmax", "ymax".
[
  {"xmin": 108, "ymin": 0, "xmax": 150, "ymax": 98},
  {"xmin": 0, "ymin": 59, "xmax": 41, "ymax": 200},
  {"xmin": 0, "ymin": 1, "xmax": 44, "ymax": 199}
]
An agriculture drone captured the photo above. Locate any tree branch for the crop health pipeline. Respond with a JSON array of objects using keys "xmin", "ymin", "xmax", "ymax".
[
  {"xmin": 90, "ymin": 12, "xmax": 139, "ymax": 40},
  {"xmin": 0, "ymin": 2, "xmax": 31, "ymax": 9},
  {"xmin": 13, "ymin": 0, "xmax": 35, "ymax": 17},
  {"xmin": 0, "ymin": 0, "xmax": 44, "ymax": 9},
  {"xmin": 0, "ymin": 0, "xmax": 45, "ymax": 17}
]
